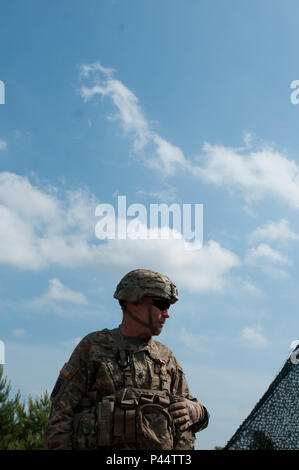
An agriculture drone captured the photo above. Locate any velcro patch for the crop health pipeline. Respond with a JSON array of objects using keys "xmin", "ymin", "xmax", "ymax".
[{"xmin": 60, "ymin": 362, "xmax": 73, "ymax": 378}]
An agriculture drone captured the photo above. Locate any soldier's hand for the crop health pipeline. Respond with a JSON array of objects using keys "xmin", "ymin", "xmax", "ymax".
[{"xmin": 169, "ymin": 398, "xmax": 205, "ymax": 432}]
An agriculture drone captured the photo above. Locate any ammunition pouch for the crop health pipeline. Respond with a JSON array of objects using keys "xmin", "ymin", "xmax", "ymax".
[
  {"xmin": 73, "ymin": 388, "xmax": 194, "ymax": 450},
  {"xmin": 72, "ymin": 391, "xmax": 98, "ymax": 450}
]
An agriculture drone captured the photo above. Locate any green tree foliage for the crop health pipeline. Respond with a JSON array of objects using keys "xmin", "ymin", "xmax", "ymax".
[
  {"xmin": 0, "ymin": 365, "xmax": 51, "ymax": 450},
  {"xmin": 0, "ymin": 365, "xmax": 19, "ymax": 449}
]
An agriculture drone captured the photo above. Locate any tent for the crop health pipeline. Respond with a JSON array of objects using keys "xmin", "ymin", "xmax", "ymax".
[{"xmin": 224, "ymin": 345, "xmax": 299, "ymax": 450}]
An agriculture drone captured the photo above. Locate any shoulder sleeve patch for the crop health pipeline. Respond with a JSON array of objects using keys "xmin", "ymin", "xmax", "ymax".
[{"xmin": 60, "ymin": 362, "xmax": 74, "ymax": 378}]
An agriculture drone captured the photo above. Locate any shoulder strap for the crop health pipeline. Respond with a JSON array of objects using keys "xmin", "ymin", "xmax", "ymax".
[
  {"xmin": 110, "ymin": 327, "xmax": 133, "ymax": 387},
  {"xmin": 110, "ymin": 327, "xmax": 127, "ymax": 365}
]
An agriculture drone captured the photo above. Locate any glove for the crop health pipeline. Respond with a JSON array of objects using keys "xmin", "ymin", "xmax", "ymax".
[{"xmin": 169, "ymin": 397, "xmax": 206, "ymax": 432}]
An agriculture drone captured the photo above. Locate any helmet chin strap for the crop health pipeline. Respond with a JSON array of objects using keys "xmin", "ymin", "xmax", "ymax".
[{"xmin": 124, "ymin": 303, "xmax": 157, "ymax": 335}]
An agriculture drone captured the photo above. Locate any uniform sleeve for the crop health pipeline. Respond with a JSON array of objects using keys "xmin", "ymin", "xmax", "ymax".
[
  {"xmin": 171, "ymin": 356, "xmax": 210, "ymax": 433},
  {"xmin": 43, "ymin": 336, "xmax": 91, "ymax": 450}
]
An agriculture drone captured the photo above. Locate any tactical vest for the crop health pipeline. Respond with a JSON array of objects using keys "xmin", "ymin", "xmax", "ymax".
[{"xmin": 72, "ymin": 328, "xmax": 195, "ymax": 450}]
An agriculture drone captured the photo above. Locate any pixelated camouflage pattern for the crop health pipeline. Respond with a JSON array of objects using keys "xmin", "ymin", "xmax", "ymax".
[
  {"xmin": 113, "ymin": 269, "xmax": 179, "ymax": 304},
  {"xmin": 137, "ymin": 403, "xmax": 174, "ymax": 450},
  {"xmin": 43, "ymin": 328, "xmax": 208, "ymax": 450}
]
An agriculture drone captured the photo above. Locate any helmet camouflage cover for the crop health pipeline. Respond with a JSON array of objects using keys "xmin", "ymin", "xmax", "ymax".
[{"xmin": 113, "ymin": 269, "xmax": 179, "ymax": 304}]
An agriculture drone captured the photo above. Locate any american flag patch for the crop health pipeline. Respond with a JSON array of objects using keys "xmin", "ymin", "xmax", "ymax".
[{"xmin": 60, "ymin": 362, "xmax": 73, "ymax": 378}]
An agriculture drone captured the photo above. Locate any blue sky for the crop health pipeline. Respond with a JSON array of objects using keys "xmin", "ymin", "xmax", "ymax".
[{"xmin": 1, "ymin": 0, "xmax": 299, "ymax": 449}]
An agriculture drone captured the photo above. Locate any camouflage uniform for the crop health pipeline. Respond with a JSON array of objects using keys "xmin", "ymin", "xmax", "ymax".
[{"xmin": 43, "ymin": 270, "xmax": 209, "ymax": 450}]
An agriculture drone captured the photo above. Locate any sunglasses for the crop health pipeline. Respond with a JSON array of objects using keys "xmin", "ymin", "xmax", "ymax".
[{"xmin": 151, "ymin": 298, "xmax": 171, "ymax": 311}]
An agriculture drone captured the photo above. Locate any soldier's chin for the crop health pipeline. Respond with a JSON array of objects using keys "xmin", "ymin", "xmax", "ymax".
[{"xmin": 152, "ymin": 325, "xmax": 163, "ymax": 335}]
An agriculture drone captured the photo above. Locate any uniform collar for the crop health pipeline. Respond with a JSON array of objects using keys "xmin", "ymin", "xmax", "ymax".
[
  {"xmin": 122, "ymin": 333, "xmax": 153, "ymax": 351},
  {"xmin": 119, "ymin": 329, "xmax": 162, "ymax": 361}
]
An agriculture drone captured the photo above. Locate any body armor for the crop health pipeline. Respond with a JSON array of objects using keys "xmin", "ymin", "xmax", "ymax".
[
  {"xmin": 44, "ymin": 328, "xmax": 207, "ymax": 450},
  {"xmin": 72, "ymin": 328, "xmax": 195, "ymax": 450}
]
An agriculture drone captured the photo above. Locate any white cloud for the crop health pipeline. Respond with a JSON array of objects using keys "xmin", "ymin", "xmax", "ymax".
[
  {"xmin": 137, "ymin": 184, "xmax": 178, "ymax": 203},
  {"xmin": 243, "ymin": 131, "xmax": 253, "ymax": 148},
  {"xmin": 31, "ymin": 278, "xmax": 88, "ymax": 308},
  {"xmin": 80, "ymin": 65, "xmax": 150, "ymax": 151},
  {"xmin": 0, "ymin": 203, "xmax": 43, "ymax": 269},
  {"xmin": 245, "ymin": 243, "xmax": 290, "ymax": 279},
  {"xmin": 0, "ymin": 171, "xmax": 242, "ymax": 294},
  {"xmin": 250, "ymin": 219, "xmax": 299, "ymax": 243},
  {"xmin": 80, "ymin": 62, "xmax": 114, "ymax": 79},
  {"xmin": 240, "ymin": 327, "xmax": 268, "ymax": 349},
  {"xmin": 149, "ymin": 134, "xmax": 189, "ymax": 175},
  {"xmin": 193, "ymin": 143, "xmax": 299, "ymax": 209},
  {"xmin": 79, "ymin": 62, "xmax": 189, "ymax": 176},
  {"xmin": 178, "ymin": 328, "xmax": 207, "ymax": 352},
  {"xmin": 11, "ymin": 329, "xmax": 25, "ymax": 337},
  {"xmin": 0, "ymin": 139, "xmax": 7, "ymax": 151},
  {"xmin": 245, "ymin": 243, "xmax": 290, "ymax": 266},
  {"xmin": 238, "ymin": 279, "xmax": 263, "ymax": 297},
  {"xmin": 264, "ymin": 266, "xmax": 289, "ymax": 279},
  {"xmin": 91, "ymin": 235, "xmax": 241, "ymax": 293},
  {"xmin": 0, "ymin": 172, "xmax": 59, "ymax": 224},
  {"xmin": 0, "ymin": 172, "xmax": 98, "ymax": 270},
  {"xmin": 80, "ymin": 63, "xmax": 299, "ymax": 210}
]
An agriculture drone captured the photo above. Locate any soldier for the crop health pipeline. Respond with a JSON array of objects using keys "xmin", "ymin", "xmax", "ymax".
[{"xmin": 43, "ymin": 269, "xmax": 209, "ymax": 450}]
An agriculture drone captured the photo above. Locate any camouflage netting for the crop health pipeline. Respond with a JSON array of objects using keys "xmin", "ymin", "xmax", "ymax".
[{"xmin": 224, "ymin": 345, "xmax": 299, "ymax": 450}]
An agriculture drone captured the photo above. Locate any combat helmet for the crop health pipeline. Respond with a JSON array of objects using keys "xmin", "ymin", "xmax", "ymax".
[
  {"xmin": 113, "ymin": 268, "xmax": 178, "ymax": 304},
  {"xmin": 114, "ymin": 269, "xmax": 178, "ymax": 334}
]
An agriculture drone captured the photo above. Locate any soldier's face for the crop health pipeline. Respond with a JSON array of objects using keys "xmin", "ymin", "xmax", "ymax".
[
  {"xmin": 125, "ymin": 296, "xmax": 170, "ymax": 336},
  {"xmin": 137, "ymin": 297, "xmax": 170, "ymax": 335}
]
